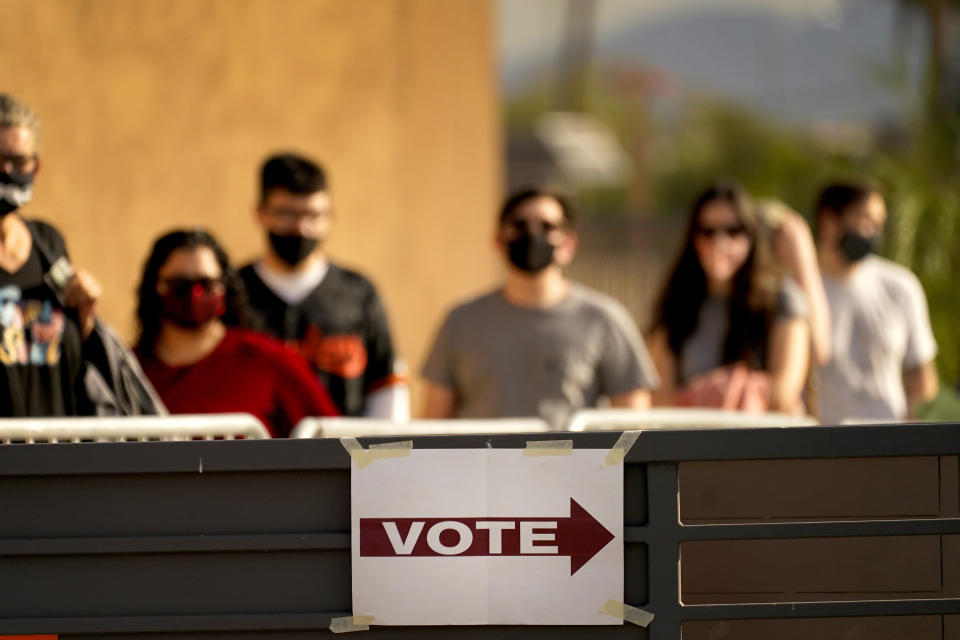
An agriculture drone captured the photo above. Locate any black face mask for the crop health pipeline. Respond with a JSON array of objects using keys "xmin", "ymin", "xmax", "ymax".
[
  {"xmin": 268, "ymin": 233, "xmax": 319, "ymax": 266},
  {"xmin": 0, "ymin": 170, "xmax": 34, "ymax": 216},
  {"xmin": 839, "ymin": 230, "xmax": 880, "ymax": 264},
  {"xmin": 506, "ymin": 231, "xmax": 556, "ymax": 273}
]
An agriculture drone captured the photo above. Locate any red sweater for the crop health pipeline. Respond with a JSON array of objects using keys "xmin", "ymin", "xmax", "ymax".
[{"xmin": 139, "ymin": 328, "xmax": 338, "ymax": 437}]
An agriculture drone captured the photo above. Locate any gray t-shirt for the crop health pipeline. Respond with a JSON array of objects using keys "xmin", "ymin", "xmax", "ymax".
[
  {"xmin": 422, "ymin": 284, "xmax": 660, "ymax": 427},
  {"xmin": 679, "ymin": 278, "xmax": 809, "ymax": 384},
  {"xmin": 818, "ymin": 256, "xmax": 937, "ymax": 425}
]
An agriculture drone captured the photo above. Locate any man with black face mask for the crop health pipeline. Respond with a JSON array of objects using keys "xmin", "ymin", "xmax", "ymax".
[
  {"xmin": 815, "ymin": 181, "xmax": 938, "ymax": 424},
  {"xmin": 0, "ymin": 93, "xmax": 107, "ymax": 416},
  {"xmin": 239, "ymin": 153, "xmax": 407, "ymax": 419},
  {"xmin": 422, "ymin": 189, "xmax": 659, "ymax": 428}
]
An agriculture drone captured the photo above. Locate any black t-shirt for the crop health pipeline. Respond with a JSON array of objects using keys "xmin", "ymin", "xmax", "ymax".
[
  {"xmin": 0, "ymin": 219, "xmax": 90, "ymax": 416},
  {"xmin": 239, "ymin": 263, "xmax": 399, "ymax": 417}
]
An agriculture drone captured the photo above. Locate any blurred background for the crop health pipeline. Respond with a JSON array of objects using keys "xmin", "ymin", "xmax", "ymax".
[
  {"xmin": 2, "ymin": 0, "xmax": 958, "ymax": 415},
  {"xmin": 501, "ymin": 0, "xmax": 960, "ymax": 418}
]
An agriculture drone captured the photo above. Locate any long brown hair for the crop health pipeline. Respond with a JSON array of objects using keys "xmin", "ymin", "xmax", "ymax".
[{"xmin": 652, "ymin": 180, "xmax": 780, "ymax": 379}]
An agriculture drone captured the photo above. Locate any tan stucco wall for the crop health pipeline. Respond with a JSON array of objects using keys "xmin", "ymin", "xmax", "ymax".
[{"xmin": 1, "ymin": 0, "xmax": 501, "ymax": 413}]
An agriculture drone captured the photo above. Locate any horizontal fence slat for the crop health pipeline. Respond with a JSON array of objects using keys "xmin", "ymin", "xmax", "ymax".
[
  {"xmin": 680, "ymin": 598, "xmax": 960, "ymax": 620},
  {"xmin": 0, "ymin": 533, "xmax": 350, "ymax": 557},
  {"xmin": 0, "ymin": 612, "xmax": 350, "ymax": 635},
  {"xmin": 626, "ymin": 517, "xmax": 960, "ymax": 543},
  {"xmin": 630, "ymin": 518, "xmax": 960, "ymax": 542}
]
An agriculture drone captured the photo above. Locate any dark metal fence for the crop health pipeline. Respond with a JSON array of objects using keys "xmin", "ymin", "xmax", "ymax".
[{"xmin": 1, "ymin": 423, "xmax": 959, "ymax": 639}]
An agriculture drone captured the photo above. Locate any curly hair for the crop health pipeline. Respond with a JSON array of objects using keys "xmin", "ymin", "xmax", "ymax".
[
  {"xmin": 135, "ymin": 229, "xmax": 259, "ymax": 357},
  {"xmin": 652, "ymin": 180, "xmax": 780, "ymax": 380}
]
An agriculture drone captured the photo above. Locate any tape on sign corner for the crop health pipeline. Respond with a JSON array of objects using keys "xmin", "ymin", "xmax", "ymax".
[
  {"xmin": 341, "ymin": 437, "xmax": 413, "ymax": 469},
  {"xmin": 329, "ymin": 614, "xmax": 375, "ymax": 633},
  {"xmin": 523, "ymin": 439, "xmax": 574, "ymax": 457},
  {"xmin": 599, "ymin": 599, "xmax": 655, "ymax": 628},
  {"xmin": 602, "ymin": 430, "xmax": 642, "ymax": 467}
]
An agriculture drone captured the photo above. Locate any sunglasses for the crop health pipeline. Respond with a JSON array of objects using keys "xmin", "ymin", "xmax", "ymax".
[
  {"xmin": 504, "ymin": 218, "xmax": 564, "ymax": 234},
  {"xmin": 696, "ymin": 224, "xmax": 747, "ymax": 239},
  {"xmin": 159, "ymin": 277, "xmax": 223, "ymax": 296}
]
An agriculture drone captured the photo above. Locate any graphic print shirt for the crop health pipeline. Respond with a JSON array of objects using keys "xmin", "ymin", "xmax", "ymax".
[
  {"xmin": 0, "ymin": 220, "xmax": 88, "ymax": 416},
  {"xmin": 240, "ymin": 263, "xmax": 401, "ymax": 417}
]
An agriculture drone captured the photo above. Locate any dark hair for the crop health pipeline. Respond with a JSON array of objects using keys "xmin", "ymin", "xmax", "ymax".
[
  {"xmin": 135, "ymin": 229, "xmax": 259, "ymax": 358},
  {"xmin": 498, "ymin": 188, "xmax": 576, "ymax": 228},
  {"xmin": 259, "ymin": 152, "xmax": 327, "ymax": 205},
  {"xmin": 814, "ymin": 181, "xmax": 880, "ymax": 222},
  {"xmin": 652, "ymin": 180, "xmax": 779, "ymax": 379}
]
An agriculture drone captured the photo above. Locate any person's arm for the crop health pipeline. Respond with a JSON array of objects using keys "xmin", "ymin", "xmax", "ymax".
[
  {"xmin": 596, "ymin": 302, "xmax": 661, "ymax": 407},
  {"xmin": 900, "ymin": 270, "xmax": 939, "ymax": 418},
  {"xmin": 364, "ymin": 384, "xmax": 410, "ymax": 421},
  {"xmin": 361, "ymin": 286, "xmax": 409, "ymax": 420},
  {"xmin": 420, "ymin": 309, "xmax": 459, "ymax": 419},
  {"xmin": 610, "ymin": 388, "xmax": 651, "ymax": 409},
  {"xmin": 423, "ymin": 381, "xmax": 456, "ymax": 418},
  {"xmin": 63, "ymin": 270, "xmax": 102, "ymax": 340},
  {"xmin": 766, "ymin": 316, "xmax": 810, "ymax": 414},
  {"xmin": 771, "ymin": 207, "xmax": 831, "ymax": 364},
  {"xmin": 905, "ymin": 361, "xmax": 939, "ymax": 417},
  {"xmin": 647, "ymin": 328, "xmax": 678, "ymax": 406}
]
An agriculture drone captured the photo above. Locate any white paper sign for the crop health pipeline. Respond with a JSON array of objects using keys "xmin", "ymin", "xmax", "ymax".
[{"xmin": 351, "ymin": 448, "xmax": 623, "ymax": 625}]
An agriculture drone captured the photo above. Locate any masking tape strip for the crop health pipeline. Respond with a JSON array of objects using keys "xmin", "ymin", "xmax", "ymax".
[
  {"xmin": 599, "ymin": 599, "xmax": 655, "ymax": 628},
  {"xmin": 523, "ymin": 439, "xmax": 574, "ymax": 456},
  {"xmin": 329, "ymin": 614, "xmax": 375, "ymax": 633},
  {"xmin": 602, "ymin": 430, "xmax": 641, "ymax": 467},
  {"xmin": 341, "ymin": 438, "xmax": 412, "ymax": 469}
]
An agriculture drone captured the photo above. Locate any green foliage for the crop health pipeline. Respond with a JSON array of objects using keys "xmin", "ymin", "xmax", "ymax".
[
  {"xmin": 872, "ymin": 116, "xmax": 960, "ymax": 384},
  {"xmin": 505, "ymin": 66, "xmax": 960, "ymax": 385}
]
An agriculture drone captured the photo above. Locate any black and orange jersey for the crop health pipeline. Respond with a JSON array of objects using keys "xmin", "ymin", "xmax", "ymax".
[{"xmin": 239, "ymin": 262, "xmax": 401, "ymax": 417}]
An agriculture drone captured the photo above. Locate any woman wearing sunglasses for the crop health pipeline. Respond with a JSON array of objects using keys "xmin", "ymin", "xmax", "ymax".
[
  {"xmin": 647, "ymin": 181, "xmax": 813, "ymax": 414},
  {"xmin": 134, "ymin": 229, "xmax": 338, "ymax": 436}
]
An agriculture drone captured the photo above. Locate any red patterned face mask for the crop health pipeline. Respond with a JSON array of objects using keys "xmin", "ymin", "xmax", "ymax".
[{"xmin": 159, "ymin": 278, "xmax": 226, "ymax": 328}]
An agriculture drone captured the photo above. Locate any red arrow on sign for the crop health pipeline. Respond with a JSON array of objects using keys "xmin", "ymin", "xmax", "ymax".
[{"xmin": 359, "ymin": 498, "xmax": 615, "ymax": 575}]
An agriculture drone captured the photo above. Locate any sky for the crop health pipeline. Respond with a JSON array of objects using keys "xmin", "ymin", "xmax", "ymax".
[
  {"xmin": 499, "ymin": 0, "xmax": 846, "ymax": 70},
  {"xmin": 497, "ymin": 0, "xmax": 921, "ymax": 126}
]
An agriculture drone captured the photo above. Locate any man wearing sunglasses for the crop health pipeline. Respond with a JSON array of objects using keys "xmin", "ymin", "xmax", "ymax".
[
  {"xmin": 240, "ymin": 153, "xmax": 407, "ymax": 420},
  {"xmin": 422, "ymin": 188, "xmax": 659, "ymax": 428},
  {"xmin": 0, "ymin": 94, "xmax": 105, "ymax": 415}
]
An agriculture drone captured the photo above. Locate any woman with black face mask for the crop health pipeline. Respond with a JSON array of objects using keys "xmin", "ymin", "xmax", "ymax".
[{"xmin": 134, "ymin": 229, "xmax": 338, "ymax": 436}]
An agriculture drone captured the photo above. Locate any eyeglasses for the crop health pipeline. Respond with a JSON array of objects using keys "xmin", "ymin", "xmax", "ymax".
[
  {"xmin": 0, "ymin": 153, "xmax": 37, "ymax": 174},
  {"xmin": 503, "ymin": 217, "xmax": 564, "ymax": 235},
  {"xmin": 159, "ymin": 277, "xmax": 224, "ymax": 296},
  {"xmin": 696, "ymin": 224, "xmax": 747, "ymax": 239},
  {"xmin": 264, "ymin": 206, "xmax": 330, "ymax": 226}
]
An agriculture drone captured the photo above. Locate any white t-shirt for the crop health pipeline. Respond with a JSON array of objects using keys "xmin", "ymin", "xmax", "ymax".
[{"xmin": 818, "ymin": 256, "xmax": 937, "ymax": 424}]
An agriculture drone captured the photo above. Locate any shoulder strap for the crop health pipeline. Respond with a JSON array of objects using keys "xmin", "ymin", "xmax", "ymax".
[
  {"xmin": 25, "ymin": 220, "xmax": 73, "ymax": 304},
  {"xmin": 24, "ymin": 219, "xmax": 65, "ymax": 269}
]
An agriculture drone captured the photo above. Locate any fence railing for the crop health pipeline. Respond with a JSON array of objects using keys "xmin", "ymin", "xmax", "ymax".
[
  {"xmin": 0, "ymin": 413, "xmax": 270, "ymax": 443},
  {"xmin": 0, "ymin": 422, "xmax": 957, "ymax": 639},
  {"xmin": 292, "ymin": 408, "xmax": 816, "ymax": 438}
]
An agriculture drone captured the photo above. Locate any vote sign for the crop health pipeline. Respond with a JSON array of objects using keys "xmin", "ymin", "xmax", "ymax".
[{"xmin": 351, "ymin": 448, "xmax": 623, "ymax": 625}]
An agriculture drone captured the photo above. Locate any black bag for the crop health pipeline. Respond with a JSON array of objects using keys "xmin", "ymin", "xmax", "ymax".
[{"xmin": 26, "ymin": 220, "xmax": 167, "ymax": 416}]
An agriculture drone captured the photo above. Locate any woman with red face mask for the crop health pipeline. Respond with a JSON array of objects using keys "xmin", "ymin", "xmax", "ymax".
[{"xmin": 134, "ymin": 229, "xmax": 338, "ymax": 436}]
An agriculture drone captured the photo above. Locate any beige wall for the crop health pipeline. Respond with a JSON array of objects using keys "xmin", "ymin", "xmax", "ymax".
[{"xmin": 1, "ymin": 0, "xmax": 501, "ymax": 412}]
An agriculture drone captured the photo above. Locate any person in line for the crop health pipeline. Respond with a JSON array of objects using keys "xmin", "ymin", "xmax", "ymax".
[
  {"xmin": 240, "ymin": 153, "xmax": 408, "ymax": 420},
  {"xmin": 422, "ymin": 188, "xmax": 659, "ymax": 428},
  {"xmin": 814, "ymin": 181, "xmax": 938, "ymax": 424},
  {"xmin": 0, "ymin": 93, "xmax": 106, "ymax": 415},
  {"xmin": 135, "ymin": 229, "xmax": 338, "ymax": 436},
  {"xmin": 647, "ymin": 181, "xmax": 811, "ymax": 414}
]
